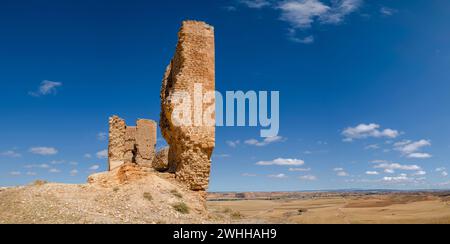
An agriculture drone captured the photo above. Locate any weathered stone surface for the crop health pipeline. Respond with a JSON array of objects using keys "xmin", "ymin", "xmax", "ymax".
[
  {"xmin": 108, "ymin": 116, "xmax": 126, "ymax": 171},
  {"xmin": 135, "ymin": 119, "xmax": 157, "ymax": 167},
  {"xmin": 152, "ymin": 147, "xmax": 169, "ymax": 172},
  {"xmin": 124, "ymin": 126, "xmax": 136, "ymax": 164},
  {"xmin": 160, "ymin": 21, "xmax": 215, "ymax": 191}
]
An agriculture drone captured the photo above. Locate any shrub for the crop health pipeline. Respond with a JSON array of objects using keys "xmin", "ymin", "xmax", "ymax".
[
  {"xmin": 143, "ymin": 192, "xmax": 153, "ymax": 201},
  {"xmin": 172, "ymin": 202, "xmax": 190, "ymax": 214},
  {"xmin": 170, "ymin": 189, "xmax": 183, "ymax": 199}
]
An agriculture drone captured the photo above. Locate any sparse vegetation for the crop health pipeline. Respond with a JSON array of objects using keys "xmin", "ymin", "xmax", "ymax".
[
  {"xmin": 230, "ymin": 211, "xmax": 243, "ymax": 219},
  {"xmin": 172, "ymin": 202, "xmax": 189, "ymax": 214},
  {"xmin": 171, "ymin": 189, "xmax": 183, "ymax": 199},
  {"xmin": 32, "ymin": 180, "xmax": 48, "ymax": 186},
  {"xmin": 298, "ymin": 208, "xmax": 308, "ymax": 215},
  {"xmin": 143, "ymin": 192, "xmax": 153, "ymax": 201},
  {"xmin": 223, "ymin": 207, "xmax": 233, "ymax": 214}
]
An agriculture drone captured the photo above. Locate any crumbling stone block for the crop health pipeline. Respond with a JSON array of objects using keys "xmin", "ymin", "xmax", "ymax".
[
  {"xmin": 108, "ymin": 116, "xmax": 157, "ymax": 171},
  {"xmin": 108, "ymin": 116, "xmax": 126, "ymax": 171},
  {"xmin": 160, "ymin": 21, "xmax": 215, "ymax": 191},
  {"xmin": 135, "ymin": 119, "xmax": 157, "ymax": 168},
  {"xmin": 152, "ymin": 147, "xmax": 169, "ymax": 172},
  {"xmin": 124, "ymin": 126, "xmax": 136, "ymax": 164}
]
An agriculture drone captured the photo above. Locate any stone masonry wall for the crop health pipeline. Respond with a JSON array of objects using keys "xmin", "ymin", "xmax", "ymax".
[
  {"xmin": 160, "ymin": 21, "xmax": 215, "ymax": 191},
  {"xmin": 108, "ymin": 116, "xmax": 156, "ymax": 171}
]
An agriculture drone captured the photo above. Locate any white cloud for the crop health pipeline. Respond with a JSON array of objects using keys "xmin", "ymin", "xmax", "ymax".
[
  {"xmin": 394, "ymin": 140, "xmax": 431, "ymax": 158},
  {"xmin": 49, "ymin": 168, "xmax": 61, "ymax": 173},
  {"xmin": 299, "ymin": 175, "xmax": 317, "ymax": 181},
  {"xmin": 278, "ymin": 0, "xmax": 331, "ymax": 29},
  {"xmin": 289, "ymin": 167, "xmax": 311, "ymax": 172},
  {"xmin": 277, "ymin": 0, "xmax": 362, "ymax": 29},
  {"xmin": 245, "ymin": 136, "xmax": 286, "ymax": 147},
  {"xmin": 84, "ymin": 153, "xmax": 92, "ymax": 159},
  {"xmin": 1, "ymin": 150, "xmax": 22, "ymax": 158},
  {"xmin": 289, "ymin": 34, "xmax": 315, "ymax": 44},
  {"xmin": 26, "ymin": 172, "xmax": 37, "ymax": 176},
  {"xmin": 29, "ymin": 147, "xmax": 58, "ymax": 156},
  {"xmin": 436, "ymin": 168, "xmax": 448, "ymax": 177},
  {"xmin": 365, "ymin": 144, "xmax": 379, "ymax": 150},
  {"xmin": 380, "ymin": 7, "xmax": 397, "ymax": 16},
  {"xmin": 226, "ymin": 140, "xmax": 240, "ymax": 148},
  {"xmin": 96, "ymin": 150, "xmax": 108, "ymax": 159},
  {"xmin": 97, "ymin": 132, "xmax": 107, "ymax": 141},
  {"xmin": 240, "ymin": 0, "xmax": 271, "ymax": 9},
  {"xmin": 214, "ymin": 154, "xmax": 231, "ymax": 158},
  {"xmin": 70, "ymin": 169, "xmax": 78, "ymax": 176},
  {"xmin": 383, "ymin": 173, "xmax": 410, "ymax": 182},
  {"xmin": 256, "ymin": 158, "xmax": 305, "ymax": 166},
  {"xmin": 374, "ymin": 162, "xmax": 422, "ymax": 174},
  {"xmin": 268, "ymin": 173, "xmax": 288, "ymax": 179},
  {"xmin": 413, "ymin": 171, "xmax": 427, "ymax": 176},
  {"xmin": 89, "ymin": 165, "xmax": 100, "ymax": 171},
  {"xmin": 242, "ymin": 173, "xmax": 257, "ymax": 177},
  {"xmin": 9, "ymin": 171, "xmax": 21, "ymax": 176},
  {"xmin": 333, "ymin": 167, "xmax": 349, "ymax": 177},
  {"xmin": 365, "ymin": 171, "xmax": 379, "ymax": 175},
  {"xmin": 29, "ymin": 80, "xmax": 62, "ymax": 97},
  {"xmin": 407, "ymin": 153, "xmax": 432, "ymax": 159},
  {"xmin": 342, "ymin": 123, "xmax": 399, "ymax": 142}
]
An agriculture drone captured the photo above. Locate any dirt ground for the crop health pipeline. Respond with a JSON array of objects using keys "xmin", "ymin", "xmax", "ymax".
[{"xmin": 208, "ymin": 193, "xmax": 450, "ymax": 224}]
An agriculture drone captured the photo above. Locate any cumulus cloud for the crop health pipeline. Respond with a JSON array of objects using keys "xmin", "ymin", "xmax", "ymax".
[
  {"xmin": 394, "ymin": 140, "xmax": 432, "ymax": 159},
  {"xmin": 407, "ymin": 153, "xmax": 432, "ymax": 159},
  {"xmin": 89, "ymin": 165, "xmax": 100, "ymax": 171},
  {"xmin": 299, "ymin": 175, "xmax": 317, "ymax": 181},
  {"xmin": 436, "ymin": 168, "xmax": 448, "ymax": 177},
  {"xmin": 29, "ymin": 80, "xmax": 62, "ymax": 97},
  {"xmin": 374, "ymin": 162, "xmax": 422, "ymax": 174},
  {"xmin": 70, "ymin": 169, "xmax": 79, "ymax": 176},
  {"xmin": 365, "ymin": 171, "xmax": 379, "ymax": 175},
  {"xmin": 334, "ymin": 168, "xmax": 349, "ymax": 177},
  {"xmin": 49, "ymin": 168, "xmax": 61, "ymax": 173},
  {"xmin": 278, "ymin": 0, "xmax": 362, "ymax": 29},
  {"xmin": 9, "ymin": 171, "xmax": 21, "ymax": 176},
  {"xmin": 97, "ymin": 132, "xmax": 107, "ymax": 141},
  {"xmin": 256, "ymin": 158, "xmax": 305, "ymax": 166},
  {"xmin": 289, "ymin": 167, "xmax": 311, "ymax": 172},
  {"xmin": 29, "ymin": 147, "xmax": 58, "ymax": 156},
  {"xmin": 383, "ymin": 173, "xmax": 410, "ymax": 182},
  {"xmin": 96, "ymin": 150, "xmax": 108, "ymax": 159},
  {"xmin": 342, "ymin": 123, "xmax": 399, "ymax": 142},
  {"xmin": 245, "ymin": 136, "xmax": 286, "ymax": 147},
  {"xmin": 365, "ymin": 144, "xmax": 379, "ymax": 150},
  {"xmin": 268, "ymin": 173, "xmax": 288, "ymax": 179},
  {"xmin": 1, "ymin": 150, "xmax": 22, "ymax": 158},
  {"xmin": 240, "ymin": 0, "xmax": 271, "ymax": 9},
  {"xmin": 226, "ymin": 140, "xmax": 240, "ymax": 148},
  {"xmin": 84, "ymin": 153, "xmax": 92, "ymax": 159},
  {"xmin": 289, "ymin": 34, "xmax": 315, "ymax": 44},
  {"xmin": 380, "ymin": 6, "xmax": 397, "ymax": 16}
]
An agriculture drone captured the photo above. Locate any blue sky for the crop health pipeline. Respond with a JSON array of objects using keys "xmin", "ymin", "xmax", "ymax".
[{"xmin": 1, "ymin": 0, "xmax": 450, "ymax": 191}]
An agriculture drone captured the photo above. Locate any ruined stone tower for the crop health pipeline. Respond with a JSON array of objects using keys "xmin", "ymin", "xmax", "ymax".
[
  {"xmin": 160, "ymin": 21, "xmax": 215, "ymax": 191},
  {"xmin": 108, "ymin": 116, "xmax": 157, "ymax": 171}
]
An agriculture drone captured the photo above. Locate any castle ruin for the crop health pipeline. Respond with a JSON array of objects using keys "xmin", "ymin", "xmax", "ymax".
[{"xmin": 106, "ymin": 21, "xmax": 215, "ymax": 192}]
